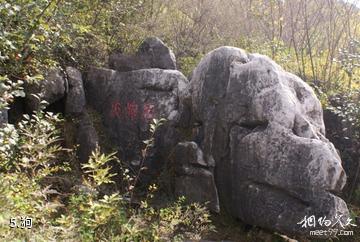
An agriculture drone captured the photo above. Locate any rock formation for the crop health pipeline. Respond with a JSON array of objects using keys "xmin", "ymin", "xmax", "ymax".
[
  {"xmin": 6, "ymin": 37, "xmax": 351, "ymax": 238},
  {"xmin": 84, "ymin": 67, "xmax": 187, "ymax": 169},
  {"xmin": 22, "ymin": 66, "xmax": 98, "ymax": 163},
  {"xmin": 109, "ymin": 37, "xmax": 176, "ymax": 72},
  {"xmin": 86, "ymin": 43, "xmax": 351, "ymax": 236},
  {"xmin": 182, "ymin": 46, "xmax": 349, "ymax": 236}
]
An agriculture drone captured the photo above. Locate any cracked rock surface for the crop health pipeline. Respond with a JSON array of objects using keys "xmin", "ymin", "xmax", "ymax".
[{"xmin": 185, "ymin": 46, "xmax": 349, "ymax": 236}]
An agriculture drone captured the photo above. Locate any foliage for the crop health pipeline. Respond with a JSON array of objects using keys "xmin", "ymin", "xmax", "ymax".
[
  {"xmin": 2, "ymin": 0, "xmax": 360, "ymax": 93},
  {"xmin": 325, "ymin": 90, "xmax": 360, "ymax": 206},
  {"xmin": 338, "ymin": 38, "xmax": 360, "ymax": 89},
  {"xmin": 51, "ymin": 0, "xmax": 152, "ymax": 69},
  {"xmin": 129, "ymin": 118, "xmax": 167, "ymax": 201},
  {"xmin": 0, "ymin": 111, "xmax": 71, "ymax": 241},
  {"xmin": 327, "ymin": 90, "xmax": 360, "ymax": 138},
  {"xmin": 0, "ymin": 0, "xmax": 152, "ymax": 83},
  {"xmin": 177, "ymin": 54, "xmax": 203, "ymax": 78},
  {"xmin": 0, "ymin": 111, "xmax": 213, "ymax": 241},
  {"xmin": 144, "ymin": 0, "xmax": 360, "ymax": 94},
  {"xmin": 0, "ymin": 76, "xmax": 24, "ymax": 110},
  {"xmin": 1, "ymin": 0, "xmax": 59, "ymax": 82}
]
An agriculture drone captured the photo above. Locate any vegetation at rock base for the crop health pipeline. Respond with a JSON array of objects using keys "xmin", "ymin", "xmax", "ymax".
[
  {"xmin": 1, "ymin": 0, "xmax": 360, "ymax": 241},
  {"xmin": 0, "ymin": 110, "xmax": 213, "ymax": 241}
]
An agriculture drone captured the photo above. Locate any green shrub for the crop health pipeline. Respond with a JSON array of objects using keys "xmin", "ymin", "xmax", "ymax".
[
  {"xmin": 0, "ymin": 110, "xmax": 214, "ymax": 241},
  {"xmin": 0, "ymin": 111, "xmax": 71, "ymax": 241},
  {"xmin": 327, "ymin": 90, "xmax": 360, "ymax": 138}
]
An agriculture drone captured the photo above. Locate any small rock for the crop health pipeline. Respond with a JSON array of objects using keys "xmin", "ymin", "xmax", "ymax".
[
  {"xmin": 76, "ymin": 112, "xmax": 99, "ymax": 163},
  {"xmin": 172, "ymin": 142, "xmax": 219, "ymax": 213},
  {"xmin": 109, "ymin": 37, "xmax": 176, "ymax": 72},
  {"xmin": 65, "ymin": 67, "xmax": 86, "ymax": 115},
  {"xmin": 137, "ymin": 37, "xmax": 177, "ymax": 70}
]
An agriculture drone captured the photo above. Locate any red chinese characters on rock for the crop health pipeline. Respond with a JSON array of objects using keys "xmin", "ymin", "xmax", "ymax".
[
  {"xmin": 110, "ymin": 101, "xmax": 122, "ymax": 119},
  {"xmin": 143, "ymin": 103, "xmax": 155, "ymax": 121},
  {"xmin": 110, "ymin": 101, "xmax": 155, "ymax": 122},
  {"xmin": 126, "ymin": 101, "xmax": 138, "ymax": 121}
]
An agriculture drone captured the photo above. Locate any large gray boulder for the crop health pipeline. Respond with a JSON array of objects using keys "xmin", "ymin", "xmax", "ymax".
[
  {"xmin": 84, "ymin": 67, "xmax": 188, "ymax": 170},
  {"xmin": 186, "ymin": 46, "xmax": 350, "ymax": 236},
  {"xmin": 109, "ymin": 37, "xmax": 176, "ymax": 72}
]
